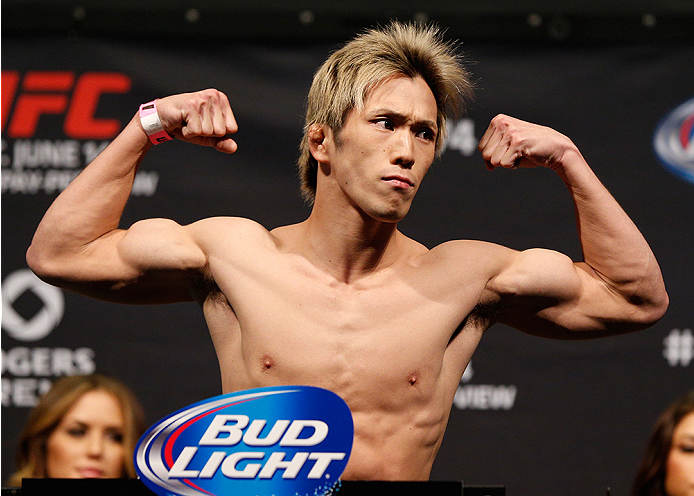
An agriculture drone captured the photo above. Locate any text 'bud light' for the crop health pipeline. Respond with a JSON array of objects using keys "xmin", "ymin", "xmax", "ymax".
[{"xmin": 134, "ymin": 386, "xmax": 354, "ymax": 496}]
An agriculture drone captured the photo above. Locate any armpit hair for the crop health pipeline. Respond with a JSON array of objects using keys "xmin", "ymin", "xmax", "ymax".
[
  {"xmin": 448, "ymin": 300, "xmax": 504, "ymax": 344},
  {"xmin": 187, "ymin": 267, "xmax": 231, "ymax": 309}
]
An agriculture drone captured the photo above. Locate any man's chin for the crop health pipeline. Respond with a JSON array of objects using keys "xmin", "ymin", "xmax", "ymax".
[{"xmin": 370, "ymin": 208, "xmax": 409, "ymax": 224}]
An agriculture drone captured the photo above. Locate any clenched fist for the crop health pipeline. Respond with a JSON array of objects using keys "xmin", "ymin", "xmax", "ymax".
[
  {"xmin": 478, "ymin": 114, "xmax": 577, "ymax": 172},
  {"xmin": 154, "ymin": 89, "xmax": 239, "ymax": 153}
]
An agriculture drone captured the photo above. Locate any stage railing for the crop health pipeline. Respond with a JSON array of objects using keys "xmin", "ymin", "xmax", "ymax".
[{"xmin": 3, "ymin": 479, "xmax": 505, "ymax": 495}]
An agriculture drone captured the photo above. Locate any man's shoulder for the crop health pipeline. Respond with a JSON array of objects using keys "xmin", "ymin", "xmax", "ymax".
[
  {"xmin": 414, "ymin": 239, "xmax": 517, "ymax": 286},
  {"xmin": 186, "ymin": 216, "xmax": 280, "ymax": 252},
  {"xmin": 426, "ymin": 239, "xmax": 512, "ymax": 262},
  {"xmin": 189, "ymin": 215, "xmax": 269, "ymax": 232}
]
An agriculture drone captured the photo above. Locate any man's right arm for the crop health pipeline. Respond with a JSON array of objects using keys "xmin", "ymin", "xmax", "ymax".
[{"xmin": 26, "ymin": 89, "xmax": 238, "ymax": 304}]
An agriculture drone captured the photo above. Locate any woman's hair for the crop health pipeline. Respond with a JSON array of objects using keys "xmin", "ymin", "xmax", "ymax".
[
  {"xmin": 6, "ymin": 374, "xmax": 145, "ymax": 487},
  {"xmin": 632, "ymin": 390, "xmax": 694, "ymax": 496},
  {"xmin": 297, "ymin": 20, "xmax": 473, "ymax": 202}
]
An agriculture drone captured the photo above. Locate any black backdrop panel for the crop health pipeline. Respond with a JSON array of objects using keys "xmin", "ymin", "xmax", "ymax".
[{"xmin": 2, "ymin": 35, "xmax": 693, "ymax": 496}]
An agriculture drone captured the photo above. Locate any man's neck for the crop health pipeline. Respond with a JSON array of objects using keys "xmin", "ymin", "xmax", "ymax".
[{"xmin": 297, "ymin": 201, "xmax": 402, "ymax": 284}]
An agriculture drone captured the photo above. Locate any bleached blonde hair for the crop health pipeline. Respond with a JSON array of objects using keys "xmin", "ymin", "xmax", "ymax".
[{"xmin": 297, "ymin": 21, "xmax": 473, "ymax": 202}]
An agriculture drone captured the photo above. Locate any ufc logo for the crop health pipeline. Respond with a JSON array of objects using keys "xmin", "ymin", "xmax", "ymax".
[{"xmin": 1, "ymin": 71, "xmax": 131, "ymax": 139}]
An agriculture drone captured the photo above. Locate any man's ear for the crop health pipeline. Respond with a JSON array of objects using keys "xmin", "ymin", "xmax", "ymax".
[{"xmin": 308, "ymin": 124, "xmax": 330, "ymax": 163}]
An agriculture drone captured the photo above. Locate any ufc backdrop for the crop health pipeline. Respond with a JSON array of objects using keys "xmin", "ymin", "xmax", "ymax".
[{"xmin": 2, "ymin": 34, "xmax": 693, "ymax": 495}]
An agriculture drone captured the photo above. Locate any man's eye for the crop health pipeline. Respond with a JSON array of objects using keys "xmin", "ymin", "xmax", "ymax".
[
  {"xmin": 416, "ymin": 129, "xmax": 435, "ymax": 141},
  {"xmin": 374, "ymin": 118, "xmax": 393, "ymax": 130}
]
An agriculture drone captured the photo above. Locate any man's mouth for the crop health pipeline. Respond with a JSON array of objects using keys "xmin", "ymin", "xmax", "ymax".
[{"xmin": 382, "ymin": 175, "xmax": 414, "ymax": 189}]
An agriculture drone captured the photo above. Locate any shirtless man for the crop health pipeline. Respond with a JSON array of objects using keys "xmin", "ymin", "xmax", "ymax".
[{"xmin": 26, "ymin": 23, "xmax": 668, "ymax": 480}]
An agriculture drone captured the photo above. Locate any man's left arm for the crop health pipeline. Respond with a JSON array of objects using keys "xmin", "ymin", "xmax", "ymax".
[{"xmin": 478, "ymin": 114, "xmax": 668, "ymax": 338}]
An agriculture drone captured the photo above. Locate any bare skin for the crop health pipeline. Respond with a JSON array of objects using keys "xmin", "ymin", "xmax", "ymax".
[
  {"xmin": 666, "ymin": 412, "xmax": 694, "ymax": 496},
  {"xmin": 26, "ymin": 77, "xmax": 668, "ymax": 480},
  {"xmin": 45, "ymin": 390, "xmax": 126, "ymax": 479}
]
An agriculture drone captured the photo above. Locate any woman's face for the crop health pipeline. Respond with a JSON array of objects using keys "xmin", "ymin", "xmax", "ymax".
[
  {"xmin": 665, "ymin": 411, "xmax": 694, "ymax": 496},
  {"xmin": 45, "ymin": 389, "xmax": 126, "ymax": 478}
]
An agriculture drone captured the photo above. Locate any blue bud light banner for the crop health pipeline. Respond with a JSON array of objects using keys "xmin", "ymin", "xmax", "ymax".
[{"xmin": 134, "ymin": 386, "xmax": 354, "ymax": 496}]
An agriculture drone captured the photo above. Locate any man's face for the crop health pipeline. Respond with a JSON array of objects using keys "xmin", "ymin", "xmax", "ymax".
[{"xmin": 321, "ymin": 75, "xmax": 438, "ymax": 223}]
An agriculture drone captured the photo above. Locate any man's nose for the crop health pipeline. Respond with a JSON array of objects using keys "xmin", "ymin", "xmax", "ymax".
[{"xmin": 393, "ymin": 130, "xmax": 415, "ymax": 169}]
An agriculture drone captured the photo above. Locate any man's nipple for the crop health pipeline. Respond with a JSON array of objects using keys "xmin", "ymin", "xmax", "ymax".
[{"xmin": 261, "ymin": 355, "xmax": 275, "ymax": 372}]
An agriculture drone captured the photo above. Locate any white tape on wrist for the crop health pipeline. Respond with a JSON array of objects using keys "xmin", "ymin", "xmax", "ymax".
[{"xmin": 139, "ymin": 100, "xmax": 173, "ymax": 145}]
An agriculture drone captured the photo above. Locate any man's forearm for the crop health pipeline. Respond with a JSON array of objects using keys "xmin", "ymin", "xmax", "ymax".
[
  {"xmin": 26, "ymin": 113, "xmax": 151, "ymax": 277},
  {"xmin": 558, "ymin": 149, "xmax": 668, "ymax": 318}
]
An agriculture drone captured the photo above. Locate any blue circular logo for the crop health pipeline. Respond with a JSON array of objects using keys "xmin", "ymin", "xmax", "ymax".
[{"xmin": 653, "ymin": 97, "xmax": 694, "ymax": 184}]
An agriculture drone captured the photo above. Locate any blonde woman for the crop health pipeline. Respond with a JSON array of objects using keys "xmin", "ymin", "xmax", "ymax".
[{"xmin": 7, "ymin": 374, "xmax": 145, "ymax": 487}]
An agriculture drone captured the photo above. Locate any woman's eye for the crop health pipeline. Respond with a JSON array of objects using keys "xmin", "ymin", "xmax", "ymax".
[
  {"xmin": 67, "ymin": 428, "xmax": 86, "ymax": 438},
  {"xmin": 108, "ymin": 431, "xmax": 124, "ymax": 444},
  {"xmin": 678, "ymin": 444, "xmax": 694, "ymax": 453}
]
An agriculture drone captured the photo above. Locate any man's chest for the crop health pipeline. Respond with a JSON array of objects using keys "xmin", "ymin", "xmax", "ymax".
[
  {"xmin": 209, "ymin": 257, "xmax": 483, "ymax": 382},
  {"xmin": 221, "ymin": 256, "xmax": 472, "ymax": 337}
]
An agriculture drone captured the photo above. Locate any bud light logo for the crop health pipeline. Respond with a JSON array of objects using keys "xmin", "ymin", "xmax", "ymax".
[
  {"xmin": 135, "ymin": 386, "xmax": 353, "ymax": 496},
  {"xmin": 653, "ymin": 97, "xmax": 694, "ymax": 184}
]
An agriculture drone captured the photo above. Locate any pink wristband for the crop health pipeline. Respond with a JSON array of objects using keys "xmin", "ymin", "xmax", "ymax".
[{"xmin": 139, "ymin": 100, "xmax": 173, "ymax": 145}]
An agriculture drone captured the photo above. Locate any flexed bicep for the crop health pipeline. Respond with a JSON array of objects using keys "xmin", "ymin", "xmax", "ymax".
[
  {"xmin": 26, "ymin": 89, "xmax": 241, "ymax": 304},
  {"xmin": 488, "ymin": 248, "xmax": 651, "ymax": 339},
  {"xmin": 478, "ymin": 114, "xmax": 667, "ymax": 337},
  {"xmin": 107, "ymin": 218, "xmax": 207, "ymax": 303},
  {"xmin": 31, "ymin": 218, "xmax": 206, "ymax": 304}
]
